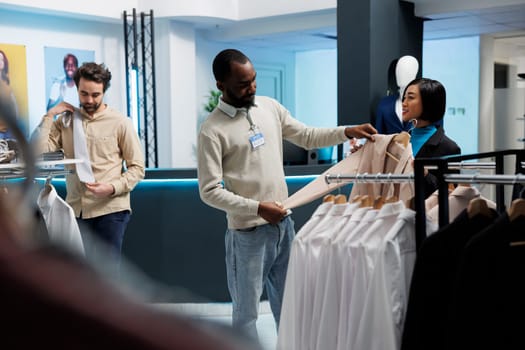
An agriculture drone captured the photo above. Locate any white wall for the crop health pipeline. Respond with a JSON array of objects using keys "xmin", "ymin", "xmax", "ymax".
[
  {"xmin": 0, "ymin": 5, "xmax": 320, "ymax": 169},
  {"xmin": 295, "ymin": 49, "xmax": 337, "ymax": 127},
  {"xmin": 0, "ymin": 8, "xmax": 124, "ymax": 134},
  {"xmin": 423, "ymin": 36, "xmax": 480, "ymax": 156},
  {"xmin": 479, "ymin": 35, "xmax": 496, "ymax": 153},
  {"xmin": 153, "ymin": 20, "xmax": 198, "ymax": 168},
  {"xmin": 193, "ymin": 34, "xmax": 298, "ymax": 167}
]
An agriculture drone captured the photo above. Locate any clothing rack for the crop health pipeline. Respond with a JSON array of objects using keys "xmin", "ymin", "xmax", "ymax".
[
  {"xmin": 413, "ymin": 149, "xmax": 525, "ymax": 249},
  {"xmin": 324, "ymin": 172, "xmax": 414, "ymax": 184},
  {"xmin": 425, "ymin": 161, "xmax": 525, "ymax": 170},
  {"xmin": 0, "ymin": 159, "xmax": 81, "ymax": 180},
  {"xmin": 322, "ymin": 161, "xmax": 512, "ymax": 185},
  {"xmin": 325, "ymin": 149, "xmax": 525, "ymax": 250}
]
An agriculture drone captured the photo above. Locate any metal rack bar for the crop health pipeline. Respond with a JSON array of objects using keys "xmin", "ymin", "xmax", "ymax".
[{"xmin": 324, "ymin": 173, "xmax": 414, "ymax": 184}]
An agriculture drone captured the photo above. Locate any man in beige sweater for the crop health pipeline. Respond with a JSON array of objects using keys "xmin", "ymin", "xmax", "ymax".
[{"xmin": 197, "ymin": 48, "xmax": 376, "ymax": 341}]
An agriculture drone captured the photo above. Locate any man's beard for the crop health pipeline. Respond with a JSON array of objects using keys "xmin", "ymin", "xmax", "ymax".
[
  {"xmin": 81, "ymin": 102, "xmax": 101, "ymax": 113},
  {"xmin": 226, "ymin": 88, "xmax": 255, "ymax": 108}
]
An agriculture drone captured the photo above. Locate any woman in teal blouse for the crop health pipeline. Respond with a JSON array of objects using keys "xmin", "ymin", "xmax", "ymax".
[{"xmin": 402, "ymin": 78, "xmax": 461, "ymax": 198}]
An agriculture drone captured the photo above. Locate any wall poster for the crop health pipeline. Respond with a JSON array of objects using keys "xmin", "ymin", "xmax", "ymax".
[
  {"xmin": 0, "ymin": 43, "xmax": 29, "ymax": 138},
  {"xmin": 44, "ymin": 47, "xmax": 95, "ymax": 110}
]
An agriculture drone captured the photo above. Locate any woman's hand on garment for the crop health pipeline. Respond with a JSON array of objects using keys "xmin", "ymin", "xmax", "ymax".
[{"xmin": 258, "ymin": 201, "xmax": 287, "ymax": 225}]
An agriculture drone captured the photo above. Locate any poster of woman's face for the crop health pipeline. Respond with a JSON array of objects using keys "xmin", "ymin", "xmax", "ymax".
[
  {"xmin": 0, "ymin": 43, "xmax": 29, "ymax": 135},
  {"xmin": 44, "ymin": 47, "xmax": 94, "ymax": 110}
]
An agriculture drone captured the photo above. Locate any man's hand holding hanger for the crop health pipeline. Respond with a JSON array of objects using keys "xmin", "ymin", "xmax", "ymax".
[{"xmin": 344, "ymin": 123, "xmax": 378, "ymax": 154}]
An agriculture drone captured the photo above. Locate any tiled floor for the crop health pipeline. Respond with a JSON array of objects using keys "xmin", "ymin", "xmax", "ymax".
[{"xmin": 155, "ymin": 301, "xmax": 277, "ymax": 350}]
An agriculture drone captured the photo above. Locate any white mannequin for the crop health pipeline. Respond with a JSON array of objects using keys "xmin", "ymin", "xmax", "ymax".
[{"xmin": 394, "ymin": 55, "xmax": 419, "ymax": 123}]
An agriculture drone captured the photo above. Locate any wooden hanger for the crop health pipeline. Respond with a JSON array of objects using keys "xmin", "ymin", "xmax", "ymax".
[
  {"xmin": 373, "ymin": 195, "xmax": 384, "ymax": 209},
  {"xmin": 393, "ymin": 131, "xmax": 410, "ymax": 147},
  {"xmin": 386, "ymin": 151, "xmax": 400, "ymax": 163},
  {"xmin": 405, "ymin": 196, "xmax": 415, "ymax": 210},
  {"xmin": 508, "ymin": 198, "xmax": 525, "ymax": 221},
  {"xmin": 334, "ymin": 194, "xmax": 347, "ymax": 204},
  {"xmin": 359, "ymin": 195, "xmax": 373, "ymax": 208},
  {"xmin": 323, "ymin": 194, "xmax": 335, "ymax": 203},
  {"xmin": 386, "ymin": 131, "xmax": 411, "ymax": 162},
  {"xmin": 350, "ymin": 195, "xmax": 362, "ymax": 203},
  {"xmin": 385, "ymin": 195, "xmax": 398, "ymax": 204},
  {"xmin": 467, "ymin": 197, "xmax": 491, "ymax": 219}
]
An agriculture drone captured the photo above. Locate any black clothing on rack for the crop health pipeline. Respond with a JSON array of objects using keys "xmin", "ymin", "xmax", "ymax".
[
  {"xmin": 401, "ymin": 208, "xmax": 498, "ymax": 350},
  {"xmin": 409, "ymin": 149, "xmax": 525, "ymax": 350},
  {"xmin": 445, "ymin": 214, "xmax": 525, "ymax": 350}
]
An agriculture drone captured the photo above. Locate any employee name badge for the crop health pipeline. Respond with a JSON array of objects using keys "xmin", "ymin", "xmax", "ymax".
[{"xmin": 249, "ymin": 128, "xmax": 265, "ymax": 149}]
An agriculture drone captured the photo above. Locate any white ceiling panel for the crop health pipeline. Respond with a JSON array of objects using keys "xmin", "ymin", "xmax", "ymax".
[{"xmin": 199, "ymin": 0, "xmax": 525, "ymax": 54}]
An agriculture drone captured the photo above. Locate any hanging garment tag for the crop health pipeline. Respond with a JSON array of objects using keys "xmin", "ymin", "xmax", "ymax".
[{"xmin": 249, "ymin": 132, "xmax": 265, "ymax": 149}]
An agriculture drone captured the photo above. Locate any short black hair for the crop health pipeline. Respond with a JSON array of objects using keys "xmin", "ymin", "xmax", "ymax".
[
  {"xmin": 73, "ymin": 62, "xmax": 112, "ymax": 92},
  {"xmin": 212, "ymin": 49, "xmax": 250, "ymax": 82},
  {"xmin": 404, "ymin": 78, "xmax": 446, "ymax": 123},
  {"xmin": 63, "ymin": 53, "xmax": 78, "ymax": 68}
]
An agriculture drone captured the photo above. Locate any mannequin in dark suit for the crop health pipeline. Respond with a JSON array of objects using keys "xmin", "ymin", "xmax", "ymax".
[
  {"xmin": 402, "ymin": 78, "xmax": 461, "ymax": 198},
  {"xmin": 375, "ymin": 55, "xmax": 419, "ymax": 134}
]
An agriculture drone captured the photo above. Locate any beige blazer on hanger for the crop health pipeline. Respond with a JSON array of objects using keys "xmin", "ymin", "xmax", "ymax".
[{"xmin": 283, "ymin": 134, "xmax": 413, "ymax": 210}]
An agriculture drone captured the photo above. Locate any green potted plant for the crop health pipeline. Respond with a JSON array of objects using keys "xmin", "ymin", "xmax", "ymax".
[
  {"xmin": 193, "ymin": 89, "xmax": 221, "ymax": 161},
  {"xmin": 204, "ymin": 90, "xmax": 221, "ymax": 113}
]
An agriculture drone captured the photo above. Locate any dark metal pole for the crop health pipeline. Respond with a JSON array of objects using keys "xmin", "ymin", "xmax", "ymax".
[
  {"xmin": 150, "ymin": 9, "xmax": 159, "ymax": 167},
  {"xmin": 414, "ymin": 158, "xmax": 426, "ymax": 250},
  {"xmin": 495, "ymin": 154, "xmax": 505, "ymax": 212},
  {"xmin": 123, "ymin": 10, "xmax": 131, "ymax": 118},
  {"xmin": 132, "ymin": 8, "xmax": 138, "ymax": 71},
  {"xmin": 140, "ymin": 11, "xmax": 149, "ymax": 168}
]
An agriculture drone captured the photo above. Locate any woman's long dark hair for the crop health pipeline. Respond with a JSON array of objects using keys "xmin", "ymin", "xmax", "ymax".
[{"xmin": 0, "ymin": 50, "xmax": 10, "ymax": 84}]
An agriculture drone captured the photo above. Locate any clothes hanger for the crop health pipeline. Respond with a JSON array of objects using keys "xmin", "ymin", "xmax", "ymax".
[
  {"xmin": 42, "ymin": 175, "xmax": 53, "ymax": 195},
  {"xmin": 386, "ymin": 152, "xmax": 401, "ymax": 163},
  {"xmin": 405, "ymin": 196, "xmax": 415, "ymax": 210},
  {"xmin": 508, "ymin": 198, "xmax": 525, "ymax": 221},
  {"xmin": 350, "ymin": 195, "xmax": 362, "ymax": 203},
  {"xmin": 392, "ymin": 131, "xmax": 410, "ymax": 147},
  {"xmin": 385, "ymin": 195, "xmax": 398, "ymax": 203},
  {"xmin": 373, "ymin": 195, "xmax": 384, "ymax": 209},
  {"xmin": 467, "ymin": 197, "xmax": 492, "ymax": 219},
  {"xmin": 334, "ymin": 194, "xmax": 347, "ymax": 204},
  {"xmin": 359, "ymin": 195, "xmax": 373, "ymax": 208},
  {"xmin": 385, "ymin": 131, "xmax": 411, "ymax": 162},
  {"xmin": 323, "ymin": 194, "xmax": 335, "ymax": 203}
]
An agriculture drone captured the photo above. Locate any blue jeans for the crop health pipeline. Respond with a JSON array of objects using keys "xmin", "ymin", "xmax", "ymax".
[
  {"xmin": 225, "ymin": 216, "xmax": 295, "ymax": 340},
  {"xmin": 77, "ymin": 210, "xmax": 130, "ymax": 277}
]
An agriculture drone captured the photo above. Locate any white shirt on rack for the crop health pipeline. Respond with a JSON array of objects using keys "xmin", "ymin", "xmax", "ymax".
[
  {"xmin": 314, "ymin": 202, "xmax": 360, "ymax": 350},
  {"xmin": 37, "ymin": 183, "xmax": 84, "ymax": 256},
  {"xmin": 278, "ymin": 201, "xmax": 334, "ymax": 350},
  {"xmin": 308, "ymin": 202, "xmax": 357, "ymax": 350}
]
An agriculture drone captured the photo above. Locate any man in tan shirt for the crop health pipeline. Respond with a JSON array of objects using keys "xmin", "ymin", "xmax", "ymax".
[{"xmin": 36, "ymin": 62, "xmax": 145, "ymax": 276}]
